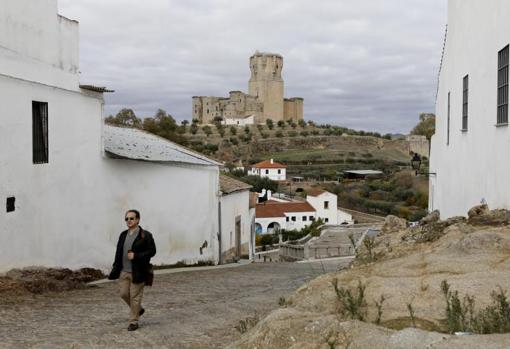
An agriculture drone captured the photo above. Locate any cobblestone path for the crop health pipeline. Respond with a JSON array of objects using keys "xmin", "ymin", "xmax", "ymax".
[{"xmin": 0, "ymin": 260, "xmax": 350, "ymax": 349}]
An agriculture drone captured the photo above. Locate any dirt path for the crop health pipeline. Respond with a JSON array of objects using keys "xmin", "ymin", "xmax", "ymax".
[{"xmin": 0, "ymin": 260, "xmax": 350, "ymax": 349}]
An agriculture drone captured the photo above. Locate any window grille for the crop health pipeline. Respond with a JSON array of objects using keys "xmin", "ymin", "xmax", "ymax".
[
  {"xmin": 498, "ymin": 45, "xmax": 509, "ymax": 125},
  {"xmin": 32, "ymin": 101, "xmax": 49, "ymax": 164},
  {"xmin": 462, "ymin": 75, "xmax": 469, "ymax": 130}
]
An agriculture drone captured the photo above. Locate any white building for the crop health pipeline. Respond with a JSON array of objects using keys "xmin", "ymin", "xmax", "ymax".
[
  {"xmin": 223, "ymin": 115, "xmax": 255, "ymax": 126},
  {"xmin": 255, "ymin": 201, "xmax": 316, "ymax": 234},
  {"xmin": 219, "ymin": 175, "xmax": 254, "ymax": 263},
  {"xmin": 249, "ymin": 159, "xmax": 287, "ymax": 181},
  {"xmin": 0, "ymin": 0, "xmax": 227, "ymax": 272},
  {"xmin": 306, "ymin": 189, "xmax": 353, "ymax": 225},
  {"xmin": 430, "ymin": 0, "xmax": 510, "ymax": 218}
]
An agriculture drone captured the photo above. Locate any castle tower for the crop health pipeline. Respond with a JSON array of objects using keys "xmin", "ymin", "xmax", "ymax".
[{"xmin": 248, "ymin": 51, "xmax": 284, "ymax": 123}]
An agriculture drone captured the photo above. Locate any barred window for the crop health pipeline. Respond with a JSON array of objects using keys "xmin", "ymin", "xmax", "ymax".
[
  {"xmin": 32, "ymin": 101, "xmax": 48, "ymax": 164},
  {"xmin": 462, "ymin": 75, "xmax": 469, "ymax": 130},
  {"xmin": 498, "ymin": 45, "xmax": 509, "ymax": 125}
]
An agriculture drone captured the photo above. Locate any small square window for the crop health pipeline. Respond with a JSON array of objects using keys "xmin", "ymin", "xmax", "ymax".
[
  {"xmin": 291, "ymin": 216, "xmax": 296, "ymax": 222},
  {"xmin": 6, "ymin": 197, "xmax": 15, "ymax": 212},
  {"xmin": 265, "ymin": 170, "xmax": 269, "ymax": 174},
  {"xmin": 325, "ymin": 218, "xmax": 329, "ymax": 223},
  {"xmin": 324, "ymin": 201, "xmax": 329, "ymax": 209},
  {"xmin": 303, "ymin": 216, "xmax": 307, "ymax": 221},
  {"xmin": 309, "ymin": 216, "xmax": 314, "ymax": 221},
  {"xmin": 286, "ymin": 217, "xmax": 289, "ymax": 222}
]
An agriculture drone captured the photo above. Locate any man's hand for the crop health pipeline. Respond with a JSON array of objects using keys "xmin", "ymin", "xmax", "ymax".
[{"xmin": 128, "ymin": 251, "xmax": 134, "ymax": 260}]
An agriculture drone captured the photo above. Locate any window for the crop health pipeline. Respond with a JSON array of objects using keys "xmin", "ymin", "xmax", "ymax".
[
  {"xmin": 309, "ymin": 216, "xmax": 314, "ymax": 221},
  {"xmin": 325, "ymin": 218, "xmax": 329, "ymax": 223},
  {"xmin": 447, "ymin": 92, "xmax": 451, "ymax": 145},
  {"xmin": 324, "ymin": 201, "xmax": 329, "ymax": 209},
  {"xmin": 291, "ymin": 216, "xmax": 296, "ymax": 222},
  {"xmin": 6, "ymin": 197, "xmax": 15, "ymax": 213},
  {"xmin": 32, "ymin": 101, "xmax": 49, "ymax": 164},
  {"xmin": 302, "ymin": 216, "xmax": 307, "ymax": 221},
  {"xmin": 498, "ymin": 45, "xmax": 509, "ymax": 125},
  {"xmin": 278, "ymin": 169, "xmax": 281, "ymax": 174},
  {"xmin": 286, "ymin": 217, "xmax": 289, "ymax": 222},
  {"xmin": 462, "ymin": 75, "xmax": 469, "ymax": 130},
  {"xmin": 265, "ymin": 170, "xmax": 269, "ymax": 174}
]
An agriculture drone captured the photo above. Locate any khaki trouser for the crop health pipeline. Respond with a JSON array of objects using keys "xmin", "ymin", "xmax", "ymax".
[{"xmin": 119, "ymin": 271, "xmax": 145, "ymax": 324}]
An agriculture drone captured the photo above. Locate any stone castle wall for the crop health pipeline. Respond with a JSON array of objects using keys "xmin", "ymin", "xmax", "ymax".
[{"xmin": 193, "ymin": 52, "xmax": 303, "ymax": 124}]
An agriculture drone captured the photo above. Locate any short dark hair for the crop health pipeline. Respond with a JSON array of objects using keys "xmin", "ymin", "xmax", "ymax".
[{"xmin": 125, "ymin": 209, "xmax": 140, "ymax": 220}]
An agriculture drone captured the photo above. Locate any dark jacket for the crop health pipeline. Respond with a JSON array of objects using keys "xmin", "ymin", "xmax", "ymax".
[{"xmin": 108, "ymin": 226, "xmax": 156, "ymax": 284}]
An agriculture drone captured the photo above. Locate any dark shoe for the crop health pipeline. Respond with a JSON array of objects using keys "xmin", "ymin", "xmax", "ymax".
[
  {"xmin": 127, "ymin": 323, "xmax": 139, "ymax": 331},
  {"xmin": 139, "ymin": 308, "xmax": 145, "ymax": 317}
]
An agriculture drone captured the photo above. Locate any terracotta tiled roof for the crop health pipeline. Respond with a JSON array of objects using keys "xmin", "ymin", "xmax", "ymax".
[
  {"xmin": 307, "ymin": 188, "xmax": 328, "ymax": 197},
  {"xmin": 220, "ymin": 175, "xmax": 252, "ymax": 195},
  {"xmin": 255, "ymin": 201, "xmax": 316, "ymax": 218},
  {"xmin": 252, "ymin": 160, "xmax": 287, "ymax": 169}
]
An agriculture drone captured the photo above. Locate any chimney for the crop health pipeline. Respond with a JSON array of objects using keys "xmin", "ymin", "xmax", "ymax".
[{"xmin": 270, "ymin": 159, "xmax": 274, "ymax": 164}]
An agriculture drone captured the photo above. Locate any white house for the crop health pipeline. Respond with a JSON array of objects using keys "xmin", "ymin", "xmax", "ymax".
[
  {"xmin": 306, "ymin": 188, "xmax": 353, "ymax": 225},
  {"xmin": 219, "ymin": 175, "xmax": 254, "ymax": 263},
  {"xmin": 223, "ymin": 115, "xmax": 255, "ymax": 126},
  {"xmin": 255, "ymin": 201, "xmax": 316, "ymax": 234},
  {"xmin": 0, "ymin": 0, "xmax": 225, "ymax": 272},
  {"xmin": 249, "ymin": 159, "xmax": 287, "ymax": 181},
  {"xmin": 430, "ymin": 0, "xmax": 510, "ymax": 218}
]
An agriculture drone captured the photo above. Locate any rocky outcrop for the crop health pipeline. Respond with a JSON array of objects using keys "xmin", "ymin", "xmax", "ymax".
[
  {"xmin": 228, "ymin": 206, "xmax": 510, "ymax": 348},
  {"xmin": 381, "ymin": 215, "xmax": 407, "ymax": 235},
  {"xmin": 468, "ymin": 205, "xmax": 510, "ymax": 226}
]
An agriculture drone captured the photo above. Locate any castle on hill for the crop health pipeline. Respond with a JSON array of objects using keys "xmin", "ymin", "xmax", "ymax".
[{"xmin": 192, "ymin": 51, "xmax": 304, "ymax": 125}]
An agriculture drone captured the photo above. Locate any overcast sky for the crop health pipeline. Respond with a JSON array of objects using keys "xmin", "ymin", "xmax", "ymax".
[{"xmin": 58, "ymin": 0, "xmax": 447, "ymax": 134}]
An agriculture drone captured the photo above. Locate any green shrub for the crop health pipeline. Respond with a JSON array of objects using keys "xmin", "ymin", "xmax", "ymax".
[
  {"xmin": 332, "ymin": 279, "xmax": 367, "ymax": 321},
  {"xmin": 276, "ymin": 130, "xmax": 284, "ymax": 138},
  {"xmin": 441, "ymin": 280, "xmax": 510, "ymax": 334},
  {"xmin": 230, "ymin": 126, "xmax": 237, "ymax": 135},
  {"xmin": 288, "ymin": 130, "xmax": 297, "ymax": 137}
]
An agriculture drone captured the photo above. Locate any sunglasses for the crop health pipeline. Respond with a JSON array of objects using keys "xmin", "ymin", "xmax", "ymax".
[{"xmin": 125, "ymin": 217, "xmax": 137, "ymax": 221}]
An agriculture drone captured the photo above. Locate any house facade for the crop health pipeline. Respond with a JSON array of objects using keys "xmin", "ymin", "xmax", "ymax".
[
  {"xmin": 219, "ymin": 175, "xmax": 254, "ymax": 263},
  {"xmin": 255, "ymin": 201, "xmax": 316, "ymax": 234},
  {"xmin": 0, "ymin": 0, "xmax": 226, "ymax": 272},
  {"xmin": 430, "ymin": 0, "xmax": 510, "ymax": 218},
  {"xmin": 306, "ymin": 189, "xmax": 353, "ymax": 225},
  {"xmin": 249, "ymin": 159, "xmax": 287, "ymax": 181}
]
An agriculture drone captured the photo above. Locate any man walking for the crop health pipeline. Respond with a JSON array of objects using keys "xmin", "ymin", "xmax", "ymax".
[{"xmin": 108, "ymin": 209, "xmax": 156, "ymax": 331}]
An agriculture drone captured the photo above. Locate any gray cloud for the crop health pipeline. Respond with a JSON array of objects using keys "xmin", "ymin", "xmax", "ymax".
[{"xmin": 59, "ymin": 0, "xmax": 447, "ymax": 134}]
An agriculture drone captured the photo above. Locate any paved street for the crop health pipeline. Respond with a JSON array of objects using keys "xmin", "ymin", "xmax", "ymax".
[{"xmin": 0, "ymin": 260, "xmax": 350, "ymax": 349}]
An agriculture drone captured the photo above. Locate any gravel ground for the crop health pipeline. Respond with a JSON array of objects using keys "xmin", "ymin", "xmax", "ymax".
[{"xmin": 0, "ymin": 260, "xmax": 350, "ymax": 349}]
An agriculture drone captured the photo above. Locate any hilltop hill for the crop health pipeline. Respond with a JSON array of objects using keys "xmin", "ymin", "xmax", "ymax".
[{"xmin": 184, "ymin": 124, "xmax": 412, "ymax": 179}]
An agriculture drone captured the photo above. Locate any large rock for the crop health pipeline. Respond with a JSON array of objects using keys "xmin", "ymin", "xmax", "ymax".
[
  {"xmin": 228, "ymin": 223, "xmax": 510, "ymax": 349},
  {"xmin": 467, "ymin": 205, "xmax": 510, "ymax": 226},
  {"xmin": 381, "ymin": 215, "xmax": 407, "ymax": 235},
  {"xmin": 419, "ymin": 210, "xmax": 440, "ymax": 226}
]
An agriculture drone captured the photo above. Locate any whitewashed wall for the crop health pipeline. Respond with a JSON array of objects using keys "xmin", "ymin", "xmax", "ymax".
[
  {"xmin": 430, "ymin": 0, "xmax": 510, "ymax": 218},
  {"xmin": 0, "ymin": 0, "xmax": 79, "ymax": 91},
  {"xmin": 220, "ymin": 190, "xmax": 251, "ymax": 260},
  {"xmin": 249, "ymin": 167, "xmax": 286, "ymax": 181},
  {"xmin": 256, "ymin": 211, "xmax": 316, "ymax": 234},
  {"xmin": 0, "ymin": 73, "xmax": 221, "ymax": 272},
  {"xmin": 0, "ymin": 0, "xmax": 222, "ymax": 272},
  {"xmin": 307, "ymin": 192, "xmax": 338, "ymax": 224}
]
